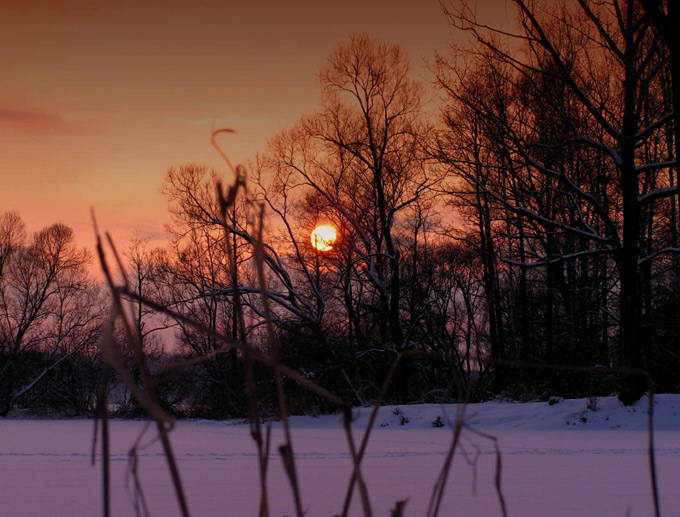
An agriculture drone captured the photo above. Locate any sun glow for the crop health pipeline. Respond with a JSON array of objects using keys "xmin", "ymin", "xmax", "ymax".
[{"xmin": 311, "ymin": 225, "xmax": 337, "ymax": 252}]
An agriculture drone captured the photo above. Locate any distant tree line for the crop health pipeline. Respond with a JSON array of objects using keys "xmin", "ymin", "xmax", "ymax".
[
  {"xmin": 0, "ymin": 212, "xmax": 104, "ymax": 415},
  {"xmin": 1, "ymin": 0, "xmax": 678, "ymax": 417}
]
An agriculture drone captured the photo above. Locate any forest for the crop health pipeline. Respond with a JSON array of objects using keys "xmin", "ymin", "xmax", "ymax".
[{"xmin": 1, "ymin": 0, "xmax": 678, "ymax": 418}]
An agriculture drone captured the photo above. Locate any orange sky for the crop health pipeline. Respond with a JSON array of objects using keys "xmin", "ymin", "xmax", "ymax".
[{"xmin": 1, "ymin": 0, "xmax": 511, "ymax": 251}]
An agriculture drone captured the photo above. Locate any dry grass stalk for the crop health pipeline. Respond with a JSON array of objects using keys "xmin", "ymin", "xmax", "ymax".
[
  {"xmin": 251, "ymin": 203, "xmax": 304, "ymax": 516},
  {"xmin": 126, "ymin": 422, "xmax": 153, "ymax": 517},
  {"xmin": 92, "ymin": 363, "xmax": 111, "ymax": 517},
  {"xmin": 426, "ymin": 401, "xmax": 467, "ymax": 517},
  {"xmin": 342, "ymin": 350, "xmax": 449, "ymax": 516},
  {"xmin": 217, "ymin": 165, "xmax": 272, "ymax": 517},
  {"xmin": 390, "ymin": 499, "xmax": 408, "ymax": 516},
  {"xmin": 497, "ymin": 360, "xmax": 659, "ymax": 517},
  {"xmin": 92, "ymin": 212, "xmax": 190, "ymax": 517},
  {"xmin": 340, "ymin": 349, "xmax": 507, "ymax": 517},
  {"xmin": 461, "ymin": 427, "xmax": 508, "ymax": 517}
]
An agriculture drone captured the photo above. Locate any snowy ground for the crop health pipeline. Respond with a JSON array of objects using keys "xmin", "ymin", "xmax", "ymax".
[{"xmin": 1, "ymin": 395, "xmax": 679, "ymax": 516}]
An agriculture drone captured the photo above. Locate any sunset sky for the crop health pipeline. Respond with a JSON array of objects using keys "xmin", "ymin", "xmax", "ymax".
[{"xmin": 1, "ymin": 0, "xmax": 511, "ymax": 250}]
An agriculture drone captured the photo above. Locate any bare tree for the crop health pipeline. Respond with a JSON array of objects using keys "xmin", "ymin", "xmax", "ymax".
[
  {"xmin": 0, "ymin": 216, "xmax": 97, "ymax": 414},
  {"xmin": 265, "ymin": 34, "xmax": 434, "ymax": 353},
  {"xmin": 436, "ymin": 0, "xmax": 676, "ymax": 402},
  {"xmin": 160, "ymin": 164, "xmax": 257, "ymax": 415},
  {"xmin": 0, "ymin": 211, "xmax": 25, "ymax": 282},
  {"xmin": 638, "ymin": 0, "xmax": 680, "ymax": 163},
  {"xmin": 250, "ymin": 34, "xmax": 439, "ymax": 401},
  {"xmin": 124, "ymin": 232, "xmax": 172, "ymax": 352}
]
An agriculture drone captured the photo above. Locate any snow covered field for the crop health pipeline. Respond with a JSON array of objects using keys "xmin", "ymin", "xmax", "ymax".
[{"xmin": 1, "ymin": 395, "xmax": 679, "ymax": 516}]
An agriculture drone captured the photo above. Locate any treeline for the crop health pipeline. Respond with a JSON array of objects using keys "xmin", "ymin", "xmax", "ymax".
[{"xmin": 1, "ymin": 1, "xmax": 678, "ymax": 417}]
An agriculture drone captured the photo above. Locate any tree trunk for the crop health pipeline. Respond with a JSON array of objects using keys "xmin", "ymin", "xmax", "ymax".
[{"xmin": 618, "ymin": 34, "xmax": 647, "ymax": 403}]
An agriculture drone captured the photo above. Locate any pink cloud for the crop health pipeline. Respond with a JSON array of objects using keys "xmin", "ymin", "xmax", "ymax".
[{"xmin": 0, "ymin": 107, "xmax": 81, "ymax": 133}]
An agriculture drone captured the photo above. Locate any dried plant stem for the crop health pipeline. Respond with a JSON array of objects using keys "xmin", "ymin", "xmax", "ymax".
[
  {"xmin": 260, "ymin": 424, "xmax": 273, "ymax": 517},
  {"xmin": 497, "ymin": 360, "xmax": 659, "ymax": 517},
  {"xmin": 242, "ymin": 351, "xmax": 271, "ymax": 517},
  {"xmin": 126, "ymin": 423, "xmax": 152, "ymax": 517},
  {"xmin": 493, "ymin": 438, "xmax": 507, "ymax": 516},
  {"xmin": 463, "ymin": 427, "xmax": 508, "ymax": 517},
  {"xmin": 342, "ymin": 350, "xmax": 440, "ymax": 517},
  {"xmin": 252, "ymin": 205, "xmax": 304, "ymax": 517},
  {"xmin": 426, "ymin": 405, "xmax": 466, "ymax": 517},
  {"xmin": 648, "ymin": 390, "xmax": 660, "ymax": 517},
  {"xmin": 93, "ymin": 217, "xmax": 191, "ymax": 517},
  {"xmin": 93, "ymin": 363, "xmax": 112, "ymax": 517},
  {"xmin": 216, "ymin": 177, "xmax": 272, "ymax": 517},
  {"xmin": 426, "ymin": 371, "xmax": 478, "ymax": 517},
  {"xmin": 341, "ymin": 410, "xmax": 372, "ymax": 517},
  {"xmin": 390, "ymin": 499, "xmax": 408, "ymax": 517}
]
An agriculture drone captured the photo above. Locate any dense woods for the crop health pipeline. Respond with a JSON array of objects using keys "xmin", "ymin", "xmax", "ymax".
[{"xmin": 1, "ymin": 0, "xmax": 678, "ymax": 417}]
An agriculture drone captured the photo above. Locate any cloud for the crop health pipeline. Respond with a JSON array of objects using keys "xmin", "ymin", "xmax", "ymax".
[{"xmin": 0, "ymin": 107, "xmax": 81, "ymax": 134}]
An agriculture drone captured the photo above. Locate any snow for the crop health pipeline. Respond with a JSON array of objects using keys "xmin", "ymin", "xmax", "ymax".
[{"xmin": 1, "ymin": 395, "xmax": 679, "ymax": 516}]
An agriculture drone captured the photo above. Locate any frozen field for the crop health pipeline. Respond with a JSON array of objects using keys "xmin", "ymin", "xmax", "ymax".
[{"xmin": 1, "ymin": 395, "xmax": 679, "ymax": 516}]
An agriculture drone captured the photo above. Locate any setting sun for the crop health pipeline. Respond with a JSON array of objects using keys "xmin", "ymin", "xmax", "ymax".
[{"xmin": 310, "ymin": 225, "xmax": 337, "ymax": 252}]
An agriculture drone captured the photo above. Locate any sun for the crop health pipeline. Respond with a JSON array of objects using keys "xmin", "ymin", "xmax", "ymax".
[{"xmin": 311, "ymin": 224, "xmax": 337, "ymax": 252}]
